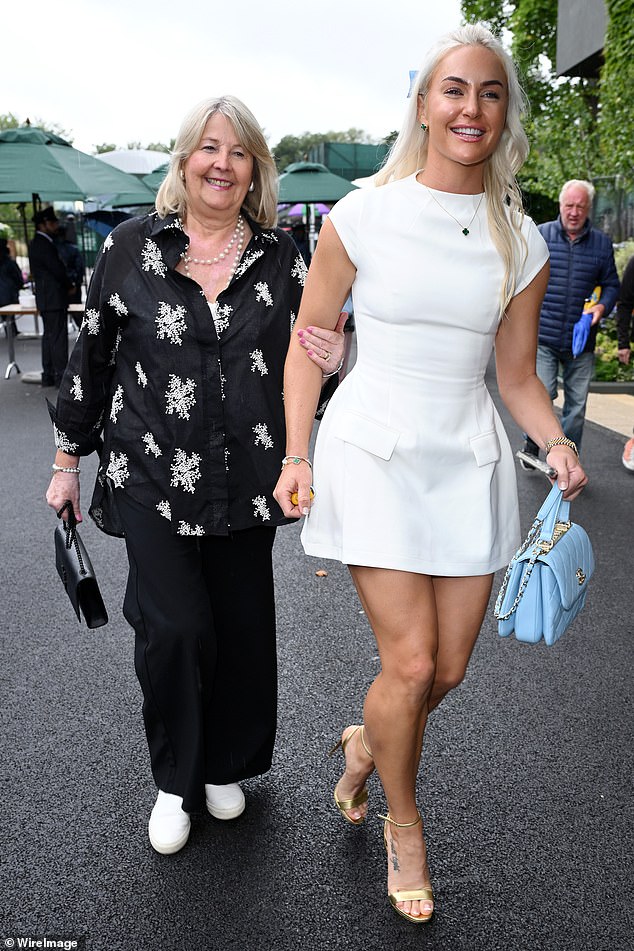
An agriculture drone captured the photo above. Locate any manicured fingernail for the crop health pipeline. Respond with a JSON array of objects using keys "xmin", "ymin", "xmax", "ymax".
[
  {"xmin": 307, "ymin": 326, "xmax": 314, "ymax": 333},
  {"xmin": 307, "ymin": 350, "xmax": 313, "ymax": 356},
  {"xmin": 558, "ymin": 482, "xmax": 568, "ymax": 490},
  {"xmin": 297, "ymin": 329, "xmax": 304, "ymax": 337},
  {"xmin": 302, "ymin": 507, "xmax": 309, "ymax": 515}
]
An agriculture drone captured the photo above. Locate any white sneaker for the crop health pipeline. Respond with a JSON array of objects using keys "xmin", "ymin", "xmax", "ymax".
[
  {"xmin": 622, "ymin": 437, "xmax": 634, "ymax": 471},
  {"xmin": 148, "ymin": 790, "xmax": 191, "ymax": 854},
  {"xmin": 205, "ymin": 783, "xmax": 245, "ymax": 820}
]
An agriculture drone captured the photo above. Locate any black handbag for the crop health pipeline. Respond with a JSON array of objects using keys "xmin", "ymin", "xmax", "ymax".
[{"xmin": 55, "ymin": 500, "xmax": 108, "ymax": 628}]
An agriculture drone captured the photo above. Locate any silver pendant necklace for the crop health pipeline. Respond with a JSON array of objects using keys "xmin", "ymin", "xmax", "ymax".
[{"xmin": 424, "ymin": 187, "xmax": 485, "ymax": 236}]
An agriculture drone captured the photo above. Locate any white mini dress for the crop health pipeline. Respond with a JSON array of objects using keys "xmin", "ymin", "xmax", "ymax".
[{"xmin": 301, "ymin": 174, "xmax": 549, "ymax": 576}]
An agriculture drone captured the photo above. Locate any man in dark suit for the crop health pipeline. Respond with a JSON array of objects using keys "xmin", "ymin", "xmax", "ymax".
[{"xmin": 29, "ymin": 207, "xmax": 71, "ymax": 386}]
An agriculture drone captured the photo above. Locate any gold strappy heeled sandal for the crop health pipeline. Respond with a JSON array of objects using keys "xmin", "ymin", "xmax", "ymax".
[
  {"xmin": 329, "ymin": 725, "xmax": 373, "ymax": 825},
  {"xmin": 379, "ymin": 812, "xmax": 434, "ymax": 924}
]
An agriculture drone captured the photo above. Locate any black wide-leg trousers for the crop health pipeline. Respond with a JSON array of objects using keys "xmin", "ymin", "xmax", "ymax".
[{"xmin": 117, "ymin": 492, "xmax": 277, "ymax": 813}]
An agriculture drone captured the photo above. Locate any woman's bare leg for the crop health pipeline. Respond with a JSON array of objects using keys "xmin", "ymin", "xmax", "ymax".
[{"xmin": 343, "ymin": 566, "xmax": 493, "ymax": 920}]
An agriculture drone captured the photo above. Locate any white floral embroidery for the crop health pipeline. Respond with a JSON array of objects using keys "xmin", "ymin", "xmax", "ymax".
[
  {"xmin": 164, "ymin": 217, "xmax": 184, "ymax": 230},
  {"xmin": 142, "ymin": 432, "xmax": 162, "ymax": 457},
  {"xmin": 135, "ymin": 362, "xmax": 147, "ymax": 387},
  {"xmin": 156, "ymin": 500, "xmax": 171, "ymax": 520},
  {"xmin": 106, "ymin": 451, "xmax": 130, "ymax": 487},
  {"xmin": 290, "ymin": 310, "xmax": 297, "ymax": 332},
  {"xmin": 224, "ymin": 447, "xmax": 230, "ymax": 472},
  {"xmin": 84, "ymin": 308, "xmax": 100, "ymax": 335},
  {"xmin": 165, "ymin": 374, "xmax": 196, "ymax": 420},
  {"xmin": 53, "ymin": 424, "xmax": 78, "ymax": 454},
  {"xmin": 141, "ymin": 238, "xmax": 167, "ymax": 277},
  {"xmin": 155, "ymin": 300, "xmax": 187, "ymax": 345},
  {"xmin": 291, "ymin": 254, "xmax": 307, "ymax": 286},
  {"xmin": 110, "ymin": 384, "xmax": 124, "ymax": 423},
  {"xmin": 178, "ymin": 520, "xmax": 204, "ymax": 536},
  {"xmin": 252, "ymin": 495, "xmax": 271, "ymax": 520},
  {"xmin": 170, "ymin": 449, "xmax": 201, "ymax": 494},
  {"xmin": 260, "ymin": 231, "xmax": 279, "ymax": 244},
  {"xmin": 108, "ymin": 292, "xmax": 128, "ymax": 317},
  {"xmin": 211, "ymin": 301, "xmax": 232, "ymax": 337},
  {"xmin": 70, "ymin": 375, "xmax": 83, "ymax": 402},
  {"xmin": 234, "ymin": 248, "xmax": 264, "ymax": 279},
  {"xmin": 254, "ymin": 281, "xmax": 273, "ymax": 307},
  {"xmin": 253, "ymin": 422, "xmax": 274, "ymax": 450},
  {"xmin": 250, "ymin": 349, "xmax": 269, "ymax": 376},
  {"xmin": 102, "ymin": 233, "xmax": 114, "ymax": 251},
  {"xmin": 218, "ymin": 358, "xmax": 226, "ymax": 401}
]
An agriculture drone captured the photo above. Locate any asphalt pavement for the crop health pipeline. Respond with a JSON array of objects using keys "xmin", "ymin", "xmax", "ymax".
[{"xmin": 1, "ymin": 331, "xmax": 632, "ymax": 951}]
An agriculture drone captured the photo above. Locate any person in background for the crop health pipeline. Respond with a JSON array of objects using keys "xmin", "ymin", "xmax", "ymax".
[
  {"xmin": 615, "ymin": 253, "xmax": 634, "ymax": 470},
  {"xmin": 28, "ymin": 207, "xmax": 72, "ymax": 387},
  {"xmin": 45, "ymin": 96, "xmax": 344, "ymax": 856},
  {"xmin": 55, "ymin": 220, "xmax": 85, "ymax": 328},
  {"xmin": 520, "ymin": 180, "xmax": 619, "ymax": 467},
  {"xmin": 0, "ymin": 237, "xmax": 24, "ymax": 336},
  {"xmin": 275, "ymin": 24, "xmax": 587, "ymax": 925},
  {"xmin": 290, "ymin": 222, "xmax": 311, "ymax": 266}
]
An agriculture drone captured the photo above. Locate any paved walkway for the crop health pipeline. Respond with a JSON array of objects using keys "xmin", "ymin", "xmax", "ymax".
[{"xmin": 1, "ymin": 331, "xmax": 632, "ymax": 951}]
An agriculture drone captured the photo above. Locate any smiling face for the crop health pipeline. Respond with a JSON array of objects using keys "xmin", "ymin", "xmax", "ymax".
[
  {"xmin": 419, "ymin": 44, "xmax": 508, "ymax": 185},
  {"xmin": 182, "ymin": 112, "xmax": 254, "ymax": 223}
]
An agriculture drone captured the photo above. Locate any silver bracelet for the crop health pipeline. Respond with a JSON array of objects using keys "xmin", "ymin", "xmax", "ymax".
[
  {"xmin": 52, "ymin": 463, "xmax": 81, "ymax": 474},
  {"xmin": 322, "ymin": 357, "xmax": 345, "ymax": 379},
  {"xmin": 281, "ymin": 455, "xmax": 312, "ymax": 470}
]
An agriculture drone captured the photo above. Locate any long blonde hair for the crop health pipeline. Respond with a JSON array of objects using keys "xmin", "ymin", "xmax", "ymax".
[
  {"xmin": 156, "ymin": 95, "xmax": 279, "ymax": 228},
  {"xmin": 376, "ymin": 23, "xmax": 530, "ymax": 313}
]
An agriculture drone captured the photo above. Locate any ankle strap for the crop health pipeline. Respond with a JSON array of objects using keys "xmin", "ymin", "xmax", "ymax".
[
  {"xmin": 378, "ymin": 811, "xmax": 421, "ymax": 829},
  {"xmin": 360, "ymin": 726, "xmax": 373, "ymax": 759}
]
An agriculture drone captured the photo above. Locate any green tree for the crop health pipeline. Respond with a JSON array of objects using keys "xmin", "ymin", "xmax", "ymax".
[{"xmin": 461, "ymin": 0, "xmax": 634, "ymax": 227}]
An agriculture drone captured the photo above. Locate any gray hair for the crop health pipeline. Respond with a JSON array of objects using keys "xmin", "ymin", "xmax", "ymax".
[
  {"xmin": 559, "ymin": 180, "xmax": 595, "ymax": 205},
  {"xmin": 376, "ymin": 23, "xmax": 530, "ymax": 313},
  {"xmin": 155, "ymin": 95, "xmax": 279, "ymax": 228}
]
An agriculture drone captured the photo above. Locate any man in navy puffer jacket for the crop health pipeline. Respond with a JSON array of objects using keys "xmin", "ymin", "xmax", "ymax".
[{"xmin": 522, "ymin": 180, "xmax": 619, "ymax": 463}]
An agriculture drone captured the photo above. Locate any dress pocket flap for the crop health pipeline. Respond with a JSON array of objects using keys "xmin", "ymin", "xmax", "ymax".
[
  {"xmin": 332, "ymin": 411, "xmax": 400, "ymax": 460},
  {"xmin": 469, "ymin": 429, "xmax": 500, "ymax": 467}
]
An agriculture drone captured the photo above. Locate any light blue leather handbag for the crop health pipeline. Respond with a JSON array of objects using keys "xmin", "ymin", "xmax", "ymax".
[{"xmin": 494, "ymin": 484, "xmax": 594, "ymax": 646}]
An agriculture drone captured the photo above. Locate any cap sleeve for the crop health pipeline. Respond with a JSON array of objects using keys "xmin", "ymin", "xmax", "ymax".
[
  {"xmin": 325, "ymin": 189, "xmax": 365, "ymax": 268},
  {"xmin": 514, "ymin": 216, "xmax": 550, "ymax": 296}
]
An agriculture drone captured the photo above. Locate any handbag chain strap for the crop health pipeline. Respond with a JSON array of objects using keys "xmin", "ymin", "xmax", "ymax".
[
  {"xmin": 493, "ymin": 519, "xmax": 543, "ymax": 621},
  {"xmin": 57, "ymin": 498, "xmax": 87, "ymax": 576}
]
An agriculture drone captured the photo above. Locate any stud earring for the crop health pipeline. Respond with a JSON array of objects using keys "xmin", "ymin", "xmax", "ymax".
[
  {"xmin": 179, "ymin": 169, "xmax": 185, "ymax": 181},
  {"xmin": 420, "ymin": 122, "xmax": 428, "ymax": 132},
  {"xmin": 248, "ymin": 181, "xmax": 255, "ymax": 192}
]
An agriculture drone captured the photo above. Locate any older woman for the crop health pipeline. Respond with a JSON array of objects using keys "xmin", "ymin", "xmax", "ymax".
[
  {"xmin": 275, "ymin": 25, "xmax": 587, "ymax": 923},
  {"xmin": 46, "ymin": 96, "xmax": 344, "ymax": 854}
]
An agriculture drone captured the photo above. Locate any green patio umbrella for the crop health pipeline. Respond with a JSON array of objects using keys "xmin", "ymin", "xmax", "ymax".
[
  {"xmin": 277, "ymin": 162, "xmax": 357, "ymax": 254},
  {"xmin": 0, "ymin": 126, "xmax": 156, "ymax": 210},
  {"xmin": 277, "ymin": 161, "xmax": 357, "ymax": 203},
  {"xmin": 142, "ymin": 162, "xmax": 170, "ymax": 193}
]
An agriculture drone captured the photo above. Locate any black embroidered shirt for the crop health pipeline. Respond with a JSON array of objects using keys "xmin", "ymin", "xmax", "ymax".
[{"xmin": 50, "ymin": 211, "xmax": 316, "ymax": 537}]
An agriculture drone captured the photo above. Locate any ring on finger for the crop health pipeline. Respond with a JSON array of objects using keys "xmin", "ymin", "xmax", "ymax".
[{"xmin": 323, "ymin": 350, "xmax": 331, "ymax": 362}]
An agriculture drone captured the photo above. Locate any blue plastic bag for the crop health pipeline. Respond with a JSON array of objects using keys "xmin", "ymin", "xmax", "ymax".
[{"xmin": 572, "ymin": 311, "xmax": 592, "ymax": 358}]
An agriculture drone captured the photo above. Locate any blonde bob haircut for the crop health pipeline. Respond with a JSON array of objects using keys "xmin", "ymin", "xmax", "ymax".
[
  {"xmin": 156, "ymin": 95, "xmax": 279, "ymax": 228},
  {"xmin": 376, "ymin": 23, "xmax": 530, "ymax": 314}
]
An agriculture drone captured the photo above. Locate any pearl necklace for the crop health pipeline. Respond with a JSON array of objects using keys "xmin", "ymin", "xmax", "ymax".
[
  {"xmin": 424, "ymin": 187, "xmax": 485, "ymax": 236},
  {"xmin": 181, "ymin": 215, "xmax": 245, "ymax": 278}
]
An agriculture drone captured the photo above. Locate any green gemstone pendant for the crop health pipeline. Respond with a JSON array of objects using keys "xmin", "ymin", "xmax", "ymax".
[{"xmin": 462, "ymin": 227, "xmax": 469, "ymax": 236}]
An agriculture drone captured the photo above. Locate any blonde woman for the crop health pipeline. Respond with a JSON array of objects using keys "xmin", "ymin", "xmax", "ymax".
[
  {"xmin": 275, "ymin": 24, "xmax": 587, "ymax": 923},
  {"xmin": 46, "ymin": 96, "xmax": 344, "ymax": 855}
]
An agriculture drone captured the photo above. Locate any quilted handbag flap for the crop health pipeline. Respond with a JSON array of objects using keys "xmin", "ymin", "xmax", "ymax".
[{"xmin": 537, "ymin": 524, "xmax": 595, "ymax": 609}]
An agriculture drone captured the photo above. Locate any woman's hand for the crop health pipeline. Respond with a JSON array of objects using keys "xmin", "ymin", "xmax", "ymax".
[
  {"xmin": 546, "ymin": 447, "xmax": 588, "ymax": 501},
  {"xmin": 298, "ymin": 310, "xmax": 349, "ymax": 374},
  {"xmin": 273, "ymin": 460, "xmax": 313, "ymax": 518},
  {"xmin": 46, "ymin": 472, "xmax": 83, "ymax": 522}
]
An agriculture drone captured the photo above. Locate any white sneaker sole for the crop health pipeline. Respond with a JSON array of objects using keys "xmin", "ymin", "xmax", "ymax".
[
  {"xmin": 148, "ymin": 820, "xmax": 191, "ymax": 855},
  {"xmin": 206, "ymin": 797, "xmax": 246, "ymax": 820}
]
